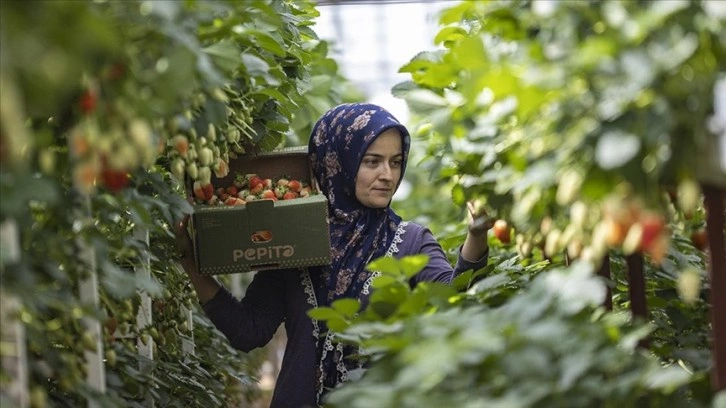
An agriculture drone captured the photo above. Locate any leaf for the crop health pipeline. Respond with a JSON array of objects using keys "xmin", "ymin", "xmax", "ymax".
[
  {"xmin": 241, "ymin": 52, "xmax": 270, "ymax": 77},
  {"xmin": 367, "ymin": 256, "xmax": 402, "ymax": 276},
  {"xmin": 371, "ymin": 274, "xmax": 398, "ymax": 289},
  {"xmin": 332, "ymin": 298, "xmax": 360, "ymax": 317},
  {"xmin": 434, "ymin": 26, "xmax": 468, "ymax": 45},
  {"xmin": 595, "ymin": 130, "xmax": 641, "ymax": 169},
  {"xmin": 307, "ymin": 306, "xmax": 341, "ymax": 321},
  {"xmin": 399, "ymin": 254, "xmax": 429, "ymax": 278},
  {"xmin": 202, "ymin": 40, "xmax": 240, "ymax": 73}
]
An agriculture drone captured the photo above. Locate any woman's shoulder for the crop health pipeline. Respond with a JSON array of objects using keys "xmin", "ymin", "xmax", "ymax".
[{"xmin": 398, "ymin": 220, "xmax": 427, "ymax": 237}]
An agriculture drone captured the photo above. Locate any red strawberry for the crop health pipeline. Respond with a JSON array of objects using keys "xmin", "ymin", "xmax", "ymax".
[
  {"xmin": 249, "ymin": 176, "xmax": 264, "ymax": 190},
  {"xmin": 287, "ymin": 180, "xmax": 302, "ymax": 193},
  {"xmin": 283, "ymin": 191, "xmax": 298, "ymax": 200},
  {"xmin": 79, "ymin": 89, "xmax": 97, "ymax": 114},
  {"xmin": 226, "ymin": 186, "xmax": 238, "ymax": 196},
  {"xmin": 224, "ymin": 197, "xmax": 238, "ymax": 206},
  {"xmin": 250, "ymin": 183, "xmax": 264, "ymax": 195},
  {"xmin": 193, "ymin": 181, "xmax": 206, "ymax": 201},
  {"xmin": 101, "ymin": 168, "xmax": 129, "ymax": 193},
  {"xmin": 193, "ymin": 181, "xmax": 214, "ymax": 202},
  {"xmin": 260, "ymin": 189, "xmax": 276, "ymax": 200}
]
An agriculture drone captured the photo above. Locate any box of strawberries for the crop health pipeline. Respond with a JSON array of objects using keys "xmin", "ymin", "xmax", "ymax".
[{"xmin": 187, "ymin": 146, "xmax": 331, "ymax": 275}]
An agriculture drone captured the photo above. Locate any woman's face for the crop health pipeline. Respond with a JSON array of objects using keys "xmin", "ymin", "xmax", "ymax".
[{"xmin": 355, "ymin": 129, "xmax": 403, "ymax": 208}]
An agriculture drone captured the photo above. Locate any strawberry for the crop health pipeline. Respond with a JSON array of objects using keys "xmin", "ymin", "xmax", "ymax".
[
  {"xmin": 224, "ymin": 197, "xmax": 238, "ymax": 206},
  {"xmin": 300, "ymin": 186, "xmax": 312, "ymax": 197},
  {"xmin": 283, "ymin": 191, "xmax": 299, "ymax": 200},
  {"xmin": 274, "ymin": 186, "xmax": 287, "ymax": 199},
  {"xmin": 264, "ymin": 178, "xmax": 273, "ymax": 188},
  {"xmin": 193, "ymin": 181, "xmax": 214, "ymax": 202},
  {"xmin": 249, "ymin": 176, "xmax": 264, "ymax": 190},
  {"xmin": 260, "ymin": 189, "xmax": 276, "ymax": 200},
  {"xmin": 277, "ymin": 178, "xmax": 289, "ymax": 187},
  {"xmin": 226, "ymin": 186, "xmax": 238, "ymax": 196},
  {"xmin": 79, "ymin": 89, "xmax": 97, "ymax": 114},
  {"xmin": 250, "ymin": 183, "xmax": 264, "ymax": 195},
  {"xmin": 287, "ymin": 179, "xmax": 302, "ymax": 193}
]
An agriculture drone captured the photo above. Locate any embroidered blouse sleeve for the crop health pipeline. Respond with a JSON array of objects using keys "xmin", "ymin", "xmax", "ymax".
[{"xmin": 202, "ymin": 270, "xmax": 286, "ymax": 352}]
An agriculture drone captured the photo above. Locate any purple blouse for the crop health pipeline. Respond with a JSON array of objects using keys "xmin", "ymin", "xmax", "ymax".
[{"xmin": 202, "ymin": 221, "xmax": 488, "ymax": 408}]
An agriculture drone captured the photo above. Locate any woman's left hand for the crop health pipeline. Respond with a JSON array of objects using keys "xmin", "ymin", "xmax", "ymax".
[{"xmin": 461, "ymin": 201, "xmax": 493, "ymax": 261}]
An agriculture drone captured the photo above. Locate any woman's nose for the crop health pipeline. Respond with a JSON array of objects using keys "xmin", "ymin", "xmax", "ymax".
[{"xmin": 378, "ymin": 164, "xmax": 393, "ymax": 180}]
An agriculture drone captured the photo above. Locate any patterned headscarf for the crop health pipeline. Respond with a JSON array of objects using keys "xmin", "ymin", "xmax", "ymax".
[{"xmin": 307, "ymin": 103, "xmax": 410, "ymax": 397}]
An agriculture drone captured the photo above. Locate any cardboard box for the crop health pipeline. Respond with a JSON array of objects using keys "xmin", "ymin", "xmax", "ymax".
[{"xmin": 188, "ymin": 146, "xmax": 331, "ymax": 275}]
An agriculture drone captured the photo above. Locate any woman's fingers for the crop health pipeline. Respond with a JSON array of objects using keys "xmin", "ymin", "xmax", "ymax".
[{"xmin": 466, "ymin": 200, "xmax": 493, "ymax": 235}]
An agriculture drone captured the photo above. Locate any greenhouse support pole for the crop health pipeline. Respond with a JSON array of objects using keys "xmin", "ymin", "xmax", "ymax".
[
  {"xmin": 181, "ymin": 305, "xmax": 195, "ymax": 357},
  {"xmin": 703, "ymin": 185, "xmax": 725, "ymax": 391},
  {"xmin": 0, "ymin": 220, "xmax": 28, "ymax": 408},
  {"xmin": 598, "ymin": 254, "xmax": 613, "ymax": 311},
  {"xmin": 134, "ymin": 226, "xmax": 155, "ymax": 407},
  {"xmin": 626, "ymin": 253, "xmax": 649, "ymax": 348},
  {"xmin": 77, "ymin": 196, "xmax": 106, "ymax": 406}
]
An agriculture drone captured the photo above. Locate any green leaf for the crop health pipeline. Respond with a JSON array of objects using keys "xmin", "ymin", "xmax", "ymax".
[
  {"xmin": 367, "ymin": 256, "xmax": 401, "ymax": 276},
  {"xmin": 202, "ymin": 40, "xmax": 240, "ymax": 73},
  {"xmin": 241, "ymin": 52, "xmax": 270, "ymax": 77},
  {"xmin": 307, "ymin": 306, "xmax": 342, "ymax": 321},
  {"xmin": 371, "ymin": 274, "xmax": 398, "ymax": 289},
  {"xmin": 433, "ymin": 26, "xmax": 468, "ymax": 46},
  {"xmin": 399, "ymin": 254, "xmax": 430, "ymax": 278},
  {"xmin": 332, "ymin": 298, "xmax": 360, "ymax": 317}
]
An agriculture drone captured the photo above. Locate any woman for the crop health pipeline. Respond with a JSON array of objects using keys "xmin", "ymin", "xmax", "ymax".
[{"xmin": 178, "ymin": 103, "xmax": 491, "ymax": 407}]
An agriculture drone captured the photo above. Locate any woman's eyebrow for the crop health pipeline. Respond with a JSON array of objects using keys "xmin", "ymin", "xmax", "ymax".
[{"xmin": 363, "ymin": 152, "xmax": 403, "ymax": 158}]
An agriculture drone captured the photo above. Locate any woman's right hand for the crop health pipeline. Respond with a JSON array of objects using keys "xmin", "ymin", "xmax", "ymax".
[
  {"xmin": 174, "ymin": 214, "xmax": 221, "ymax": 304},
  {"xmin": 175, "ymin": 215, "xmax": 197, "ymax": 275}
]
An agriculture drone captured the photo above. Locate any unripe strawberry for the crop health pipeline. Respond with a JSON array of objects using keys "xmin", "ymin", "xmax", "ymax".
[
  {"xmin": 570, "ymin": 201, "xmax": 588, "ymax": 227},
  {"xmin": 198, "ymin": 166, "xmax": 212, "ymax": 185},
  {"xmin": 556, "ymin": 169, "xmax": 583, "ymax": 206},
  {"xmin": 676, "ymin": 267, "xmax": 701, "ymax": 305},
  {"xmin": 39, "ymin": 150, "xmax": 56, "ymax": 174},
  {"xmin": 105, "ymin": 349, "xmax": 117, "ymax": 367},
  {"xmin": 207, "ymin": 124, "xmax": 216, "ymax": 141},
  {"xmin": 171, "ymin": 158, "xmax": 185, "ymax": 181},
  {"xmin": 211, "ymin": 88, "xmax": 228, "ymax": 102},
  {"xmin": 226, "ymin": 128, "xmax": 240, "ymax": 143},
  {"xmin": 186, "ymin": 162, "xmax": 199, "ymax": 180},
  {"xmin": 544, "ymin": 228, "xmax": 561, "ymax": 258},
  {"xmin": 129, "ymin": 119, "xmax": 152, "ymax": 155},
  {"xmin": 677, "ymin": 178, "xmax": 701, "ymax": 216},
  {"xmin": 622, "ymin": 223, "xmax": 643, "ymax": 255},
  {"xmin": 199, "ymin": 147, "xmax": 213, "ymax": 166}
]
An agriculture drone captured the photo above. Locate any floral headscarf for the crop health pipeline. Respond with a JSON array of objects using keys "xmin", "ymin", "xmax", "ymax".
[{"xmin": 307, "ymin": 103, "xmax": 410, "ymax": 399}]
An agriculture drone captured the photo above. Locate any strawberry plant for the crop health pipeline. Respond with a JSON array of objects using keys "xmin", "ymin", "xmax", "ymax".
[{"xmin": 1, "ymin": 0, "xmax": 352, "ymax": 406}]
